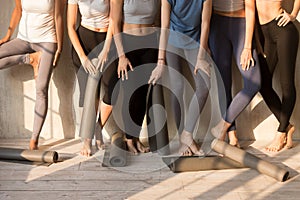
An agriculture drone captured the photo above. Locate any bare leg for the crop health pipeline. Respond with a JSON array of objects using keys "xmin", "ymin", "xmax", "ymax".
[
  {"xmin": 228, "ymin": 130, "xmax": 240, "ymax": 148},
  {"xmin": 80, "ymin": 138, "xmax": 92, "ymax": 157},
  {"xmin": 29, "ymin": 51, "xmax": 41, "ymax": 79},
  {"xmin": 211, "ymin": 119, "xmax": 231, "ymax": 141},
  {"xmin": 286, "ymin": 124, "xmax": 295, "ymax": 149},
  {"xmin": 29, "ymin": 139, "xmax": 38, "ymax": 150},
  {"xmin": 265, "ymin": 132, "xmax": 286, "ymax": 152},
  {"xmin": 179, "ymin": 130, "xmax": 204, "ymax": 156},
  {"xmin": 95, "ymin": 102, "xmax": 112, "ymax": 150}
]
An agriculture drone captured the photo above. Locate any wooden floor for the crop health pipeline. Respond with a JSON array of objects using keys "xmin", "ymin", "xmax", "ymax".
[{"xmin": 0, "ymin": 138, "xmax": 299, "ymax": 200}]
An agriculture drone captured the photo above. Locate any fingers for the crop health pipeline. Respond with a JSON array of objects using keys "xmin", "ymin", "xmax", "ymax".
[
  {"xmin": 84, "ymin": 59, "xmax": 97, "ymax": 74},
  {"xmin": 276, "ymin": 11, "xmax": 291, "ymax": 27},
  {"xmin": 194, "ymin": 68, "xmax": 198, "ymax": 75},
  {"xmin": 52, "ymin": 51, "xmax": 61, "ymax": 67}
]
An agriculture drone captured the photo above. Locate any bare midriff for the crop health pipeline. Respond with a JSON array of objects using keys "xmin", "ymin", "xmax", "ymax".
[
  {"xmin": 81, "ymin": 24, "xmax": 108, "ymax": 32},
  {"xmin": 256, "ymin": 1, "xmax": 283, "ymax": 24},
  {"xmin": 214, "ymin": 8, "xmax": 245, "ymax": 18},
  {"xmin": 123, "ymin": 23, "xmax": 156, "ymax": 36}
]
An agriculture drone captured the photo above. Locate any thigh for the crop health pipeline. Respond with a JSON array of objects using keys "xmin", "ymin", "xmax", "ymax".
[{"xmin": 0, "ymin": 38, "xmax": 32, "ymax": 58}]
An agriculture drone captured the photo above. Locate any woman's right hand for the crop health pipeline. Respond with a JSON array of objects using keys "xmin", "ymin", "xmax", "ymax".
[
  {"xmin": 118, "ymin": 55, "xmax": 133, "ymax": 81},
  {"xmin": 80, "ymin": 55, "xmax": 97, "ymax": 75},
  {"xmin": 148, "ymin": 60, "xmax": 165, "ymax": 85}
]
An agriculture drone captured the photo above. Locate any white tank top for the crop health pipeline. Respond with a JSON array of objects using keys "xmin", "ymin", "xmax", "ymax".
[
  {"xmin": 213, "ymin": 0, "xmax": 245, "ymax": 12},
  {"xmin": 17, "ymin": 0, "xmax": 57, "ymax": 43},
  {"xmin": 68, "ymin": 0, "xmax": 110, "ymax": 29}
]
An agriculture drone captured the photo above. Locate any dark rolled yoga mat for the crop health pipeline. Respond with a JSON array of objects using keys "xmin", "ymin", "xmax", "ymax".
[
  {"xmin": 109, "ymin": 132, "xmax": 127, "ymax": 167},
  {"xmin": 147, "ymin": 84, "xmax": 170, "ymax": 155},
  {"xmin": 211, "ymin": 139, "xmax": 289, "ymax": 182},
  {"xmin": 162, "ymin": 155, "xmax": 246, "ymax": 172},
  {"xmin": 0, "ymin": 147, "xmax": 58, "ymax": 163}
]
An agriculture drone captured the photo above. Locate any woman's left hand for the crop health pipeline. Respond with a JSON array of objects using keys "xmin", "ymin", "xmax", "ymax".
[
  {"xmin": 276, "ymin": 10, "xmax": 296, "ymax": 27},
  {"xmin": 52, "ymin": 50, "xmax": 61, "ymax": 67},
  {"xmin": 240, "ymin": 48, "xmax": 254, "ymax": 71},
  {"xmin": 97, "ymin": 50, "xmax": 108, "ymax": 72},
  {"xmin": 194, "ymin": 58, "xmax": 211, "ymax": 77}
]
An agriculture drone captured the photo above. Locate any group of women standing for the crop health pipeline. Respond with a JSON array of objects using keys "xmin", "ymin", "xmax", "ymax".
[{"xmin": 0, "ymin": 0, "xmax": 299, "ymax": 155}]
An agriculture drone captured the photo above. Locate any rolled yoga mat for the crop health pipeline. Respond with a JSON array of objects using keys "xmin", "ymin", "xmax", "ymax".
[
  {"xmin": 211, "ymin": 139, "xmax": 289, "ymax": 182},
  {"xmin": 0, "ymin": 147, "xmax": 58, "ymax": 163},
  {"xmin": 147, "ymin": 84, "xmax": 170, "ymax": 155},
  {"xmin": 79, "ymin": 58, "xmax": 101, "ymax": 140},
  {"xmin": 162, "ymin": 155, "xmax": 246, "ymax": 172},
  {"xmin": 108, "ymin": 132, "xmax": 127, "ymax": 167}
]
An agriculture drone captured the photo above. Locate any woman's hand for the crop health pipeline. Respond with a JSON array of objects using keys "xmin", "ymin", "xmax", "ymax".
[
  {"xmin": 52, "ymin": 50, "xmax": 61, "ymax": 67},
  {"xmin": 148, "ymin": 60, "xmax": 165, "ymax": 85},
  {"xmin": 118, "ymin": 55, "xmax": 133, "ymax": 81},
  {"xmin": 80, "ymin": 55, "xmax": 97, "ymax": 74},
  {"xmin": 240, "ymin": 48, "xmax": 254, "ymax": 71},
  {"xmin": 276, "ymin": 10, "xmax": 296, "ymax": 27},
  {"xmin": 97, "ymin": 50, "xmax": 108, "ymax": 72},
  {"xmin": 194, "ymin": 58, "xmax": 211, "ymax": 77}
]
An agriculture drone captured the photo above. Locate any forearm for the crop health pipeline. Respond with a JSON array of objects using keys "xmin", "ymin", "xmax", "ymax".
[
  {"xmin": 200, "ymin": 0, "xmax": 212, "ymax": 50},
  {"xmin": 55, "ymin": 0, "xmax": 65, "ymax": 52},
  {"xmin": 5, "ymin": 1, "xmax": 22, "ymax": 40},
  {"xmin": 291, "ymin": 0, "xmax": 300, "ymax": 19},
  {"xmin": 244, "ymin": 0, "xmax": 255, "ymax": 49}
]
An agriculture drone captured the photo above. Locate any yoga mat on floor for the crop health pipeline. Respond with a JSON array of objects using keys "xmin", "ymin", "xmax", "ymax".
[
  {"xmin": 162, "ymin": 155, "xmax": 246, "ymax": 172},
  {"xmin": 211, "ymin": 139, "xmax": 289, "ymax": 182},
  {"xmin": 108, "ymin": 132, "xmax": 127, "ymax": 167},
  {"xmin": 0, "ymin": 147, "xmax": 58, "ymax": 163},
  {"xmin": 147, "ymin": 84, "xmax": 170, "ymax": 155}
]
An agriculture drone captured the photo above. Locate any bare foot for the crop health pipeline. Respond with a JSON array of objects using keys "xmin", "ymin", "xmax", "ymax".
[
  {"xmin": 29, "ymin": 51, "xmax": 41, "ymax": 79},
  {"xmin": 29, "ymin": 139, "xmax": 38, "ymax": 150},
  {"xmin": 126, "ymin": 139, "xmax": 138, "ymax": 155},
  {"xmin": 95, "ymin": 139, "xmax": 106, "ymax": 150},
  {"xmin": 228, "ymin": 130, "xmax": 240, "ymax": 148},
  {"xmin": 286, "ymin": 124, "xmax": 295, "ymax": 149},
  {"xmin": 265, "ymin": 132, "xmax": 286, "ymax": 152},
  {"xmin": 180, "ymin": 130, "xmax": 204, "ymax": 156},
  {"xmin": 211, "ymin": 119, "xmax": 231, "ymax": 141},
  {"xmin": 178, "ymin": 144, "xmax": 193, "ymax": 156},
  {"xmin": 136, "ymin": 139, "xmax": 150, "ymax": 153},
  {"xmin": 80, "ymin": 138, "xmax": 92, "ymax": 157}
]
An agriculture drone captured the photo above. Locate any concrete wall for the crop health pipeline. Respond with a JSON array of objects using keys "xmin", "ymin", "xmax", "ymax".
[{"xmin": 0, "ymin": 1, "xmax": 299, "ymax": 142}]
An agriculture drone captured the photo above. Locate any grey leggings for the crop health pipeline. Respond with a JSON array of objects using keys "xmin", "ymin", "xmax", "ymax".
[
  {"xmin": 0, "ymin": 38, "xmax": 57, "ymax": 140},
  {"xmin": 209, "ymin": 14, "xmax": 261, "ymax": 127},
  {"xmin": 166, "ymin": 46, "xmax": 210, "ymax": 134}
]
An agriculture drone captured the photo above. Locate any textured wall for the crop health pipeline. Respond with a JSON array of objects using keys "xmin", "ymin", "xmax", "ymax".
[{"xmin": 0, "ymin": 1, "xmax": 299, "ymax": 143}]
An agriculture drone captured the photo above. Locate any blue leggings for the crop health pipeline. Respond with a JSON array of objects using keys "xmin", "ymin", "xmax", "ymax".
[{"xmin": 209, "ymin": 14, "xmax": 261, "ymax": 128}]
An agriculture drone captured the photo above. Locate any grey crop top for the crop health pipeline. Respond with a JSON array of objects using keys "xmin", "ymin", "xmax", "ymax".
[
  {"xmin": 123, "ymin": 0, "xmax": 160, "ymax": 24},
  {"xmin": 213, "ymin": 0, "xmax": 245, "ymax": 12}
]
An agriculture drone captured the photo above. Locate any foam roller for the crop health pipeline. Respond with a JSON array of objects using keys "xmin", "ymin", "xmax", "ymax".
[
  {"xmin": 211, "ymin": 139, "xmax": 289, "ymax": 182},
  {"xmin": 0, "ymin": 147, "xmax": 58, "ymax": 163},
  {"xmin": 162, "ymin": 155, "xmax": 246, "ymax": 172},
  {"xmin": 109, "ymin": 132, "xmax": 127, "ymax": 167}
]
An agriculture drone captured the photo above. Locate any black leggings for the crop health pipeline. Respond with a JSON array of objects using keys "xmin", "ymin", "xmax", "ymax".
[
  {"xmin": 259, "ymin": 20, "xmax": 298, "ymax": 132},
  {"xmin": 71, "ymin": 25, "xmax": 117, "ymax": 106},
  {"xmin": 118, "ymin": 33, "xmax": 158, "ymax": 139}
]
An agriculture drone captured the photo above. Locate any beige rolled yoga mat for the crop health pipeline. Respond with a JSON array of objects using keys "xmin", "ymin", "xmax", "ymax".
[
  {"xmin": 162, "ymin": 155, "xmax": 246, "ymax": 172},
  {"xmin": 0, "ymin": 147, "xmax": 58, "ymax": 163},
  {"xmin": 109, "ymin": 132, "xmax": 127, "ymax": 167},
  {"xmin": 211, "ymin": 139, "xmax": 289, "ymax": 182}
]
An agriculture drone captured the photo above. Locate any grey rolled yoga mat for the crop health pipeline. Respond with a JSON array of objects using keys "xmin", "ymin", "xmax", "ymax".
[
  {"xmin": 108, "ymin": 132, "xmax": 127, "ymax": 167},
  {"xmin": 211, "ymin": 139, "xmax": 289, "ymax": 182},
  {"xmin": 0, "ymin": 147, "xmax": 58, "ymax": 163},
  {"xmin": 162, "ymin": 155, "xmax": 246, "ymax": 172},
  {"xmin": 147, "ymin": 84, "xmax": 170, "ymax": 155}
]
